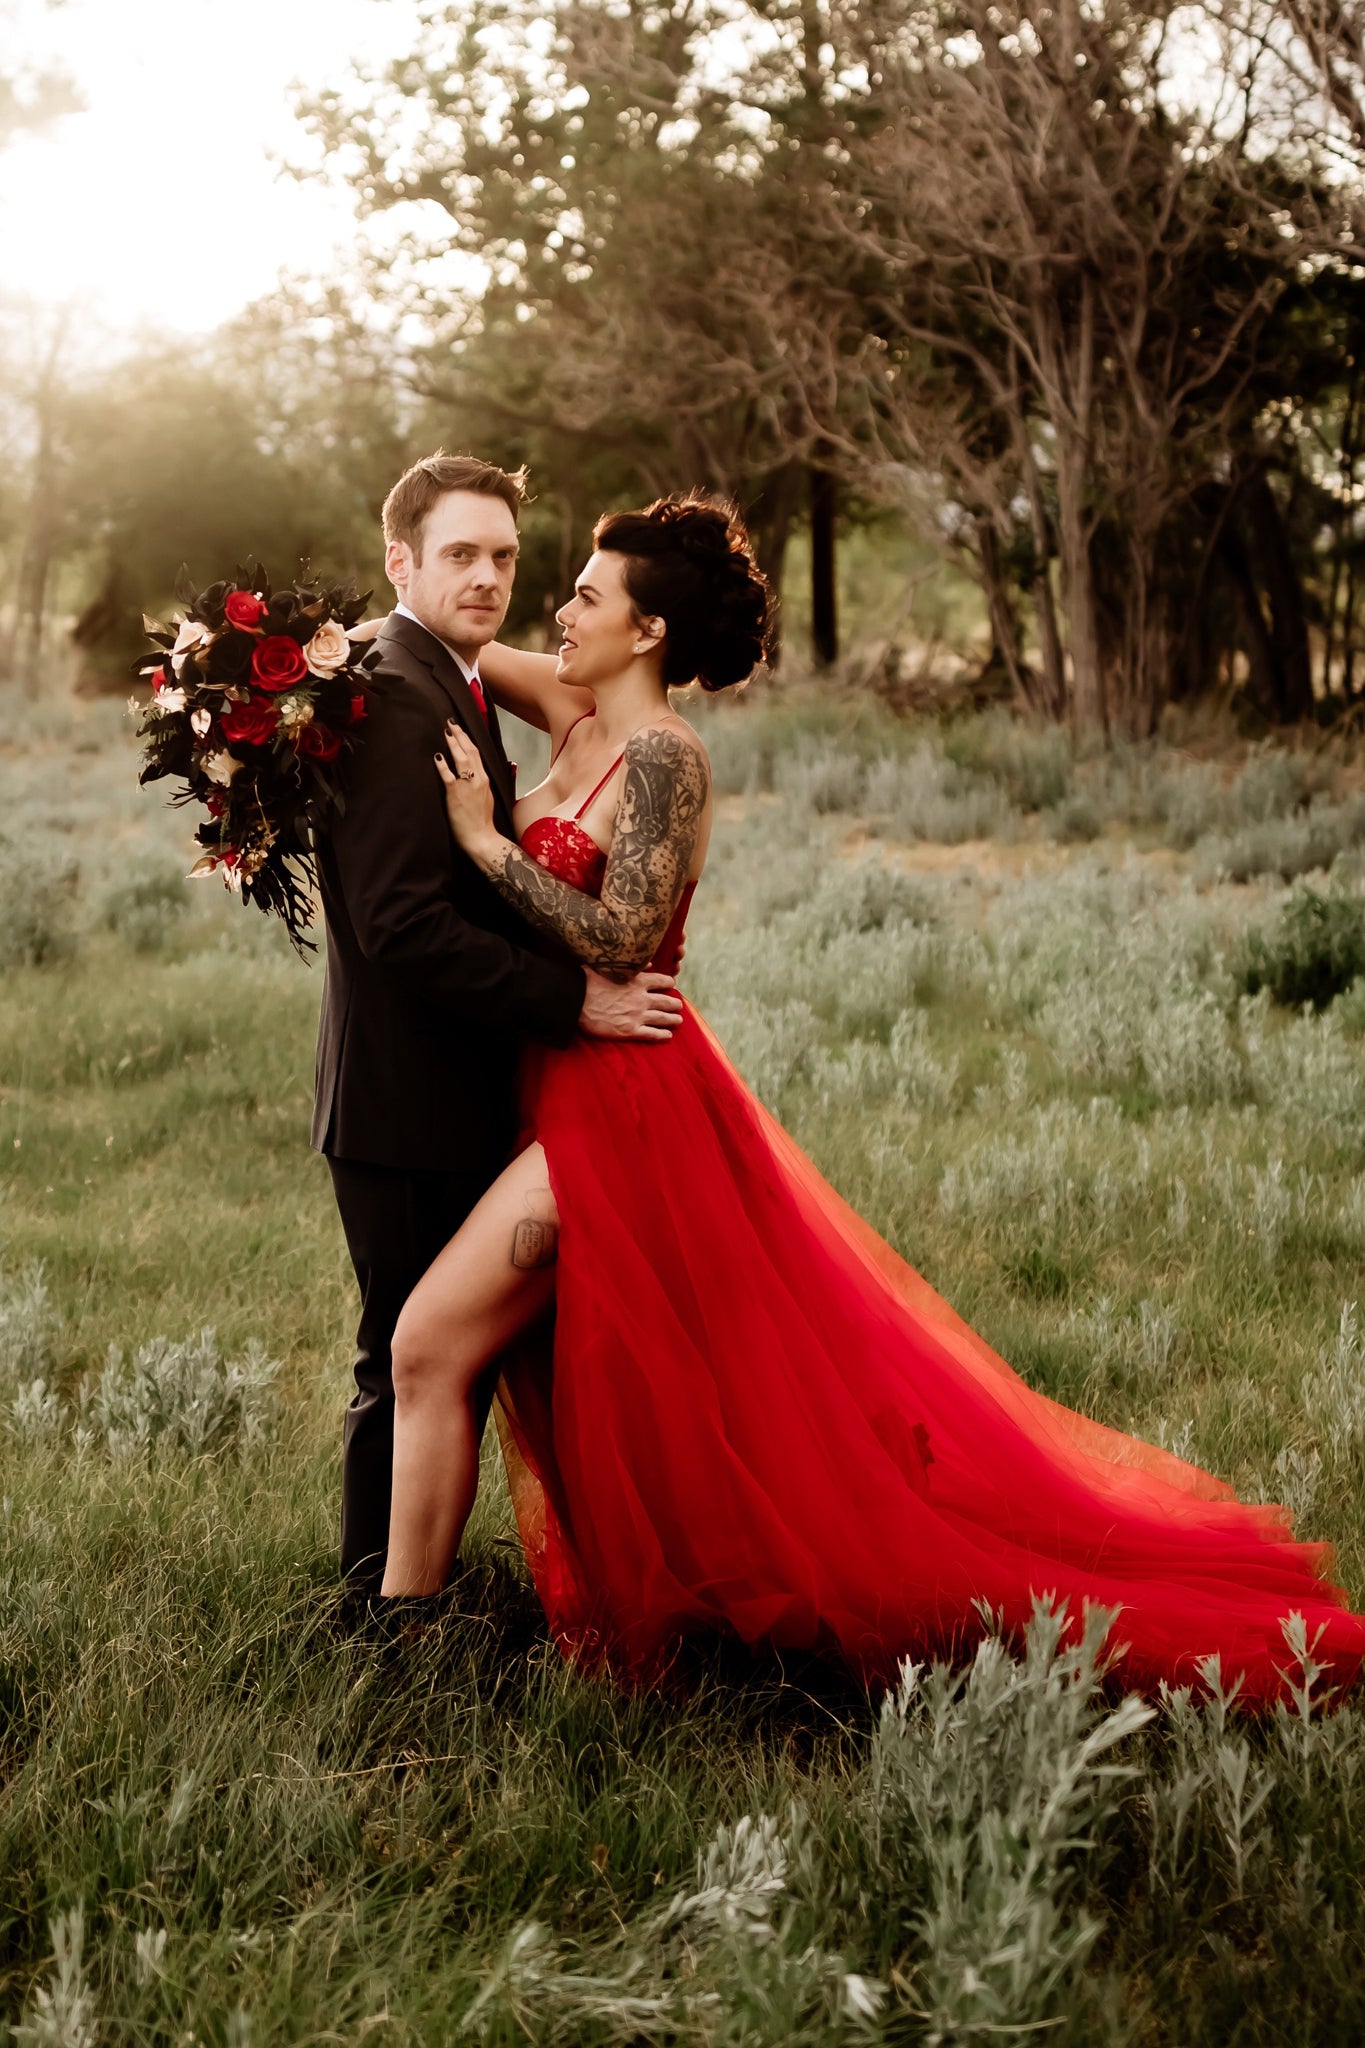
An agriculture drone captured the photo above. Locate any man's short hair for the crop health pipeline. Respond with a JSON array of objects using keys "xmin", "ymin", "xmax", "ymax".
[{"xmin": 382, "ymin": 451, "xmax": 528, "ymax": 561}]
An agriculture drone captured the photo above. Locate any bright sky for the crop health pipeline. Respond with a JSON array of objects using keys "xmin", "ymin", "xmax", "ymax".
[{"xmin": 0, "ymin": 0, "xmax": 419, "ymax": 336}]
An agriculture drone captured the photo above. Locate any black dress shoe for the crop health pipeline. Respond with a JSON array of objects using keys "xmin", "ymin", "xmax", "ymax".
[{"xmin": 368, "ymin": 1592, "xmax": 446, "ymax": 1647}]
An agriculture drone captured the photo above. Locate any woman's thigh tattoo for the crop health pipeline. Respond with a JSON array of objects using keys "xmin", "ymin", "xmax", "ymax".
[{"xmin": 511, "ymin": 1187, "xmax": 559, "ymax": 1271}]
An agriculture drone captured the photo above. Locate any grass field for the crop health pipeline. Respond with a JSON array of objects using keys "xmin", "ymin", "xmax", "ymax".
[{"xmin": 6, "ymin": 684, "xmax": 1365, "ymax": 2042}]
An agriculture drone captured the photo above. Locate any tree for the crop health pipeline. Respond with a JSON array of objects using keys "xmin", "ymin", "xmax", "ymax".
[
  {"xmin": 44, "ymin": 314, "xmax": 408, "ymax": 684},
  {"xmin": 299, "ymin": 0, "xmax": 880, "ymax": 658},
  {"xmin": 302, "ymin": 0, "xmax": 1365, "ymax": 722},
  {"xmin": 0, "ymin": 11, "xmax": 80, "ymax": 689},
  {"xmin": 802, "ymin": 0, "xmax": 1359, "ymax": 735},
  {"xmin": 0, "ymin": 12, "xmax": 79, "ymax": 154}
]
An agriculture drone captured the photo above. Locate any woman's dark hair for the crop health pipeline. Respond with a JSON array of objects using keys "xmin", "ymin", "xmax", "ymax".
[{"xmin": 592, "ymin": 492, "xmax": 771, "ymax": 692}]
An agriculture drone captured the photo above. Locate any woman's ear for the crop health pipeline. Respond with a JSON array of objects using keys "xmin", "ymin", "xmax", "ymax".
[{"xmin": 633, "ymin": 612, "xmax": 666, "ymax": 658}]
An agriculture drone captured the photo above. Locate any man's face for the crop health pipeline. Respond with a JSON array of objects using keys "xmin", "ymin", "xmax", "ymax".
[{"xmin": 386, "ymin": 489, "xmax": 520, "ymax": 658}]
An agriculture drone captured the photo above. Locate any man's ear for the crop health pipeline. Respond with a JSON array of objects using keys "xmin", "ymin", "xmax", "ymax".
[{"xmin": 385, "ymin": 538, "xmax": 411, "ymax": 594}]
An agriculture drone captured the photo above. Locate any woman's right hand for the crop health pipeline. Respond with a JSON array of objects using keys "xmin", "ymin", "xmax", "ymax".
[{"xmin": 435, "ymin": 721, "xmax": 500, "ymax": 862}]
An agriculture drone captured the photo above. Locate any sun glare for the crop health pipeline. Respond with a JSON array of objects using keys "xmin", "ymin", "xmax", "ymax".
[{"xmin": 0, "ymin": 0, "xmax": 415, "ymax": 336}]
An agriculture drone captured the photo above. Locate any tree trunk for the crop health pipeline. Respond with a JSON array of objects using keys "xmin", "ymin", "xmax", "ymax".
[
  {"xmin": 809, "ymin": 462, "xmax": 839, "ymax": 669},
  {"xmin": 974, "ymin": 515, "xmax": 1036, "ymax": 711},
  {"xmin": 749, "ymin": 459, "xmax": 802, "ymax": 665},
  {"xmin": 1345, "ymin": 541, "xmax": 1361, "ymax": 703},
  {"xmin": 1321, "ymin": 359, "xmax": 1360, "ymax": 699},
  {"xmin": 1028, "ymin": 285, "xmax": 1104, "ymax": 732},
  {"xmin": 14, "ymin": 393, "xmax": 57, "ymax": 695},
  {"xmin": 1009, "ymin": 410, "xmax": 1067, "ymax": 719},
  {"xmin": 1015, "ymin": 440, "xmax": 1064, "ymax": 720},
  {"xmin": 1220, "ymin": 520, "xmax": 1287, "ymax": 721},
  {"xmin": 1237, "ymin": 473, "xmax": 1315, "ymax": 722},
  {"xmin": 1032, "ymin": 564, "xmax": 1068, "ymax": 723},
  {"xmin": 1054, "ymin": 438, "xmax": 1106, "ymax": 738},
  {"xmin": 1122, "ymin": 556, "xmax": 1170, "ymax": 739},
  {"xmin": 13, "ymin": 316, "xmax": 70, "ymax": 695}
]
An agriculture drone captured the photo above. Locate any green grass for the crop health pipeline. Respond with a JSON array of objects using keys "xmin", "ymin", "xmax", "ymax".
[{"xmin": 6, "ymin": 688, "xmax": 1365, "ymax": 2042}]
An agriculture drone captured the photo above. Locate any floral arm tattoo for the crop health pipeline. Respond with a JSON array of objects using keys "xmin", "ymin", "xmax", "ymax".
[{"xmin": 479, "ymin": 728, "xmax": 708, "ymax": 977}]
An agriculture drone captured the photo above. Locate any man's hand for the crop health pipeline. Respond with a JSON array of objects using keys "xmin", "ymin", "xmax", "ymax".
[{"xmin": 580, "ymin": 967, "xmax": 683, "ymax": 1043}]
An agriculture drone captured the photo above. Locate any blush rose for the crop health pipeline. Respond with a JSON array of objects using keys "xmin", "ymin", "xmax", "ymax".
[{"xmin": 304, "ymin": 619, "xmax": 350, "ymax": 674}]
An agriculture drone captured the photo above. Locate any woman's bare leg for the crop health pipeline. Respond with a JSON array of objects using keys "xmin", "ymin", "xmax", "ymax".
[{"xmin": 382, "ymin": 1142, "xmax": 560, "ymax": 1596}]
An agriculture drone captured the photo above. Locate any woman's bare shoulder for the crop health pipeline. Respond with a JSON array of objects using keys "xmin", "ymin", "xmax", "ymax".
[{"xmin": 624, "ymin": 712, "xmax": 711, "ymax": 775}]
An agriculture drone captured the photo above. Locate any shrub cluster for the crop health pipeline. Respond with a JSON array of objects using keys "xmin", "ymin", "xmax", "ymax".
[
  {"xmin": 424, "ymin": 1603, "xmax": 1360, "ymax": 2046},
  {"xmin": 1234, "ymin": 883, "xmax": 1365, "ymax": 1010},
  {"xmin": 0, "ymin": 835, "xmax": 80, "ymax": 969},
  {"xmin": 0, "ymin": 1265, "xmax": 279, "ymax": 1459}
]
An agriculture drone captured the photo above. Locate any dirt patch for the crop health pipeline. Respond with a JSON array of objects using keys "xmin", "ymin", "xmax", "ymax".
[{"xmin": 836, "ymin": 825, "xmax": 1190, "ymax": 881}]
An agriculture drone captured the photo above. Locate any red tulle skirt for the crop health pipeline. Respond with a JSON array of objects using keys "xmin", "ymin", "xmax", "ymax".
[{"xmin": 493, "ymin": 1004, "xmax": 1365, "ymax": 1701}]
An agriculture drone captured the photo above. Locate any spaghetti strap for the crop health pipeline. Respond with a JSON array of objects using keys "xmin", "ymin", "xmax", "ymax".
[
  {"xmin": 550, "ymin": 709, "xmax": 595, "ymax": 768},
  {"xmin": 574, "ymin": 751, "xmax": 627, "ymax": 821}
]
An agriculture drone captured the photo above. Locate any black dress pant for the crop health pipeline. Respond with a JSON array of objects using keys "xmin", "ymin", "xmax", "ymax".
[{"xmin": 328, "ymin": 1155, "xmax": 487, "ymax": 1590}]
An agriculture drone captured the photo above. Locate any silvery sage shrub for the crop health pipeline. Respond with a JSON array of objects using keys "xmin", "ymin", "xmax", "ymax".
[
  {"xmin": 1239, "ymin": 990, "xmax": 1365, "ymax": 1128},
  {"xmin": 867, "ymin": 1600, "xmax": 1151, "ymax": 2041},
  {"xmin": 0, "ymin": 1261, "xmax": 59, "ymax": 1385},
  {"xmin": 0, "ymin": 1261, "xmax": 64, "ymax": 1446},
  {"xmin": 1302, "ymin": 1302, "xmax": 1365, "ymax": 1455},
  {"xmin": 774, "ymin": 739, "xmax": 866, "ymax": 815},
  {"xmin": 864, "ymin": 745, "xmax": 1011, "ymax": 843},
  {"xmin": 0, "ymin": 834, "xmax": 80, "ymax": 968},
  {"xmin": 465, "ymin": 1808, "xmax": 884, "ymax": 2042},
  {"xmin": 75, "ymin": 1327, "xmax": 280, "ymax": 1460},
  {"xmin": 942, "ymin": 707, "xmax": 1074, "ymax": 811},
  {"xmin": 97, "ymin": 848, "xmax": 191, "ymax": 955},
  {"xmin": 12, "ymin": 1903, "xmax": 97, "ymax": 2048},
  {"xmin": 1192, "ymin": 800, "xmax": 1365, "ymax": 886}
]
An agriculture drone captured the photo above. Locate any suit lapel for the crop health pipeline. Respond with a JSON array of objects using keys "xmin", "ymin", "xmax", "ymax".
[{"xmin": 376, "ymin": 612, "xmax": 518, "ymax": 824}]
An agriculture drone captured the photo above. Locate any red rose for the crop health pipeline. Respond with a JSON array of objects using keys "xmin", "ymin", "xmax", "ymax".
[
  {"xmin": 224, "ymin": 590, "xmax": 267, "ymax": 629},
  {"xmin": 206, "ymin": 789, "xmax": 226, "ymax": 819},
  {"xmin": 348, "ymin": 693, "xmax": 367, "ymax": 724},
  {"xmin": 220, "ymin": 699, "xmax": 280, "ymax": 746},
  {"xmin": 251, "ymin": 635, "xmax": 309, "ymax": 691},
  {"xmin": 296, "ymin": 720, "xmax": 342, "ymax": 762}
]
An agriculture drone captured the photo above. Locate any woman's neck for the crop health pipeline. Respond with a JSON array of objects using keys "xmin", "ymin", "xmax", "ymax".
[{"xmin": 588, "ymin": 665, "xmax": 671, "ymax": 747}]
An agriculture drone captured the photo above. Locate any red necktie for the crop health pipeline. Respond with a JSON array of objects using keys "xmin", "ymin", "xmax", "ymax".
[{"xmin": 468, "ymin": 673, "xmax": 488, "ymax": 719}]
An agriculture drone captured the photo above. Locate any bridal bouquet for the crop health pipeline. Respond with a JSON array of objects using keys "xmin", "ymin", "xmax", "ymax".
[{"xmin": 135, "ymin": 569, "xmax": 372, "ymax": 952}]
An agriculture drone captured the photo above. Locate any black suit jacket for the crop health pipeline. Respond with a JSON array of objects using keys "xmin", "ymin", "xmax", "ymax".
[{"xmin": 312, "ymin": 610, "xmax": 586, "ymax": 1172}]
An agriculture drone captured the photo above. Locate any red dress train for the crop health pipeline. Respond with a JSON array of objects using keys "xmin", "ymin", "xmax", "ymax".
[{"xmin": 493, "ymin": 813, "xmax": 1365, "ymax": 1702}]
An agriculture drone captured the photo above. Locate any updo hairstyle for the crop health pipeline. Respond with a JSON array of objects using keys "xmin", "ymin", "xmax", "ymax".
[{"xmin": 592, "ymin": 492, "xmax": 771, "ymax": 692}]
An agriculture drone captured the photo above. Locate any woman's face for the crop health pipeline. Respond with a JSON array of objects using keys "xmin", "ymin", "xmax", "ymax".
[{"xmin": 555, "ymin": 550, "xmax": 660, "ymax": 688}]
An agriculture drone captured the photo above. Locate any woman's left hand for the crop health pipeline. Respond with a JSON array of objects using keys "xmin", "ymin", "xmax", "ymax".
[{"xmin": 435, "ymin": 721, "xmax": 498, "ymax": 856}]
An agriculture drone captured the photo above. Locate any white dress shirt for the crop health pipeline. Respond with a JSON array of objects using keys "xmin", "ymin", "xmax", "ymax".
[{"xmin": 394, "ymin": 600, "xmax": 483, "ymax": 690}]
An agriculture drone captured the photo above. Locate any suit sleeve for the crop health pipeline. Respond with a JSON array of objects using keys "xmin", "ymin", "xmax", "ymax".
[{"xmin": 332, "ymin": 676, "xmax": 585, "ymax": 1044}]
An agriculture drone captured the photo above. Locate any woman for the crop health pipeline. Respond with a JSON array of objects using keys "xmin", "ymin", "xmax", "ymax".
[{"xmin": 382, "ymin": 492, "xmax": 1365, "ymax": 1700}]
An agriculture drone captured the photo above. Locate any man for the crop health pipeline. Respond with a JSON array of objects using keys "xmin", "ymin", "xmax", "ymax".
[{"xmin": 313, "ymin": 451, "xmax": 682, "ymax": 1599}]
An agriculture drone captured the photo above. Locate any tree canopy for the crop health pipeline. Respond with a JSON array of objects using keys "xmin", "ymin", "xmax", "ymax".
[{"xmin": 6, "ymin": 0, "xmax": 1365, "ymax": 735}]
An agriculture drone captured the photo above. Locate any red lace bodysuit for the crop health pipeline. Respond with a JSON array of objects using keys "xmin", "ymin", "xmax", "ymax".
[{"xmin": 520, "ymin": 760, "xmax": 695, "ymax": 979}]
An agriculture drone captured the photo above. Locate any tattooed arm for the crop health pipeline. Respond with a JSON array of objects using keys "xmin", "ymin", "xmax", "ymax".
[{"xmin": 439, "ymin": 723, "xmax": 708, "ymax": 978}]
